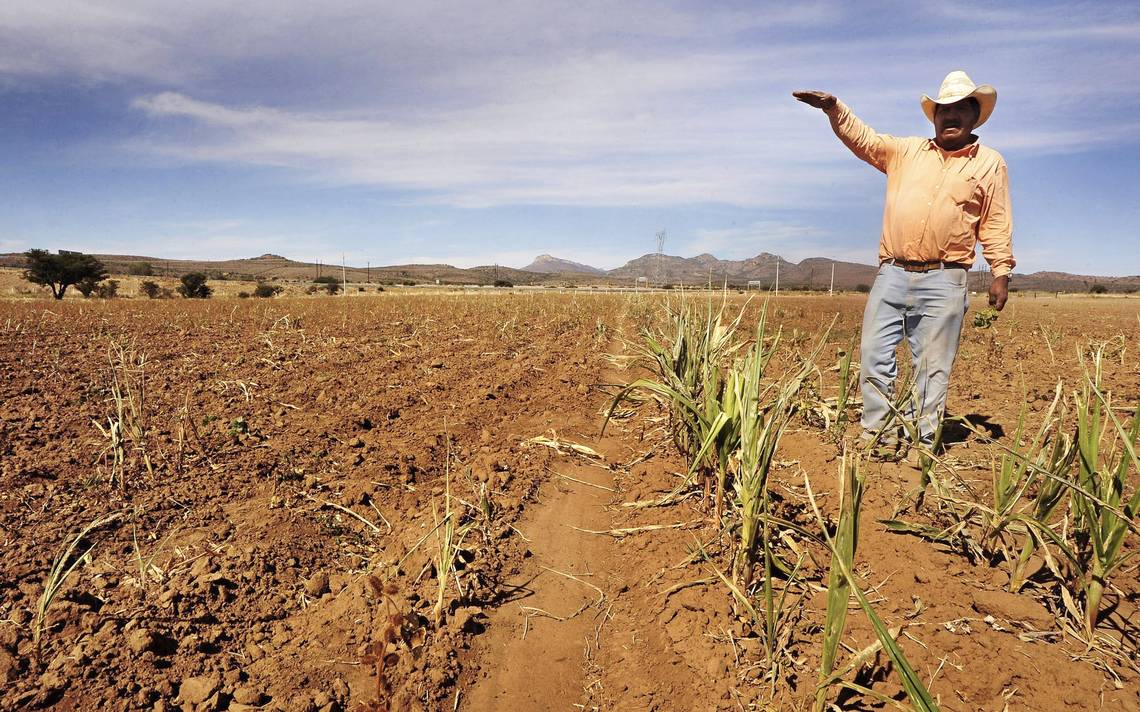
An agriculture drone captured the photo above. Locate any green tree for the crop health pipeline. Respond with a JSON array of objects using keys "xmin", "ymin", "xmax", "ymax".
[
  {"xmin": 1089, "ymin": 283, "xmax": 1108, "ymax": 294},
  {"xmin": 22, "ymin": 249, "xmax": 107, "ymax": 300},
  {"xmin": 75, "ymin": 276, "xmax": 101, "ymax": 298},
  {"xmin": 177, "ymin": 273, "xmax": 212, "ymax": 299},
  {"xmin": 139, "ymin": 281, "xmax": 161, "ymax": 299},
  {"xmin": 127, "ymin": 262, "xmax": 154, "ymax": 276}
]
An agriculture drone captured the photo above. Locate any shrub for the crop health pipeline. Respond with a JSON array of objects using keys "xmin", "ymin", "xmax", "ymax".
[
  {"xmin": 376, "ymin": 286, "xmax": 385, "ymax": 293},
  {"xmin": 23, "ymin": 249, "xmax": 107, "ymax": 300},
  {"xmin": 237, "ymin": 291, "xmax": 250, "ymax": 298},
  {"xmin": 1089, "ymin": 283, "xmax": 1107, "ymax": 294},
  {"xmin": 253, "ymin": 283, "xmax": 283, "ymax": 298},
  {"xmin": 127, "ymin": 262, "xmax": 154, "ymax": 276},
  {"xmin": 139, "ymin": 281, "xmax": 161, "ymax": 299},
  {"xmin": 95, "ymin": 280, "xmax": 119, "ymax": 299},
  {"xmin": 313, "ymin": 276, "xmax": 341, "ymax": 295},
  {"xmin": 854, "ymin": 284, "xmax": 870, "ymax": 293},
  {"xmin": 493, "ymin": 279, "xmax": 513, "ymax": 288},
  {"xmin": 177, "ymin": 273, "xmax": 212, "ymax": 299}
]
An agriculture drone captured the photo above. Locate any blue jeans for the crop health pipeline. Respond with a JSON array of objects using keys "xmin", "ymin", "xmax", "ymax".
[{"xmin": 860, "ymin": 263, "xmax": 969, "ymax": 444}]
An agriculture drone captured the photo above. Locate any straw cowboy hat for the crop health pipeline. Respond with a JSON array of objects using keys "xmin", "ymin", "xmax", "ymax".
[{"xmin": 921, "ymin": 70, "xmax": 997, "ymax": 128}]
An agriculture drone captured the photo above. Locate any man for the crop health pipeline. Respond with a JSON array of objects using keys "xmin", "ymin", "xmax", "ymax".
[{"xmin": 793, "ymin": 71, "xmax": 1014, "ymax": 451}]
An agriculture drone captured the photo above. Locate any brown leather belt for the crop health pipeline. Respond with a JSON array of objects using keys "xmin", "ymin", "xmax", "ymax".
[{"xmin": 883, "ymin": 258, "xmax": 970, "ymax": 273}]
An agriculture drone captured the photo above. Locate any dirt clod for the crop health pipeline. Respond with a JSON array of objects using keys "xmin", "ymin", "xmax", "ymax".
[
  {"xmin": 304, "ymin": 573, "xmax": 331, "ymax": 597},
  {"xmin": 126, "ymin": 628, "xmax": 158, "ymax": 654},
  {"xmin": 178, "ymin": 675, "xmax": 219, "ymax": 705},
  {"xmin": 971, "ymin": 589, "xmax": 1054, "ymax": 629},
  {"xmin": 232, "ymin": 685, "xmax": 265, "ymax": 705}
]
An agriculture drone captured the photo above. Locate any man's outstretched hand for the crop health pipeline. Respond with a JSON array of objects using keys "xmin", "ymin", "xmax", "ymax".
[
  {"xmin": 989, "ymin": 275, "xmax": 1009, "ymax": 311},
  {"xmin": 793, "ymin": 90, "xmax": 837, "ymax": 111}
]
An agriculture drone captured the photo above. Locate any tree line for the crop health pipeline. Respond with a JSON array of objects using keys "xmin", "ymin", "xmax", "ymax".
[
  {"xmin": 21, "ymin": 250, "xmax": 217, "ymax": 300},
  {"xmin": 18, "ymin": 249, "xmax": 358, "ymax": 299}
]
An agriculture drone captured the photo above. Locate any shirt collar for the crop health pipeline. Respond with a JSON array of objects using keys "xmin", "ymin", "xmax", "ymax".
[{"xmin": 926, "ymin": 138, "xmax": 980, "ymax": 157}]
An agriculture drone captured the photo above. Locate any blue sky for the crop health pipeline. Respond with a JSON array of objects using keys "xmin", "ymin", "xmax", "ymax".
[{"xmin": 2, "ymin": 1, "xmax": 1138, "ymax": 275}]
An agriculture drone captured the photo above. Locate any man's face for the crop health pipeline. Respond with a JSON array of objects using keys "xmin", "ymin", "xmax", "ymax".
[{"xmin": 934, "ymin": 98, "xmax": 980, "ymax": 148}]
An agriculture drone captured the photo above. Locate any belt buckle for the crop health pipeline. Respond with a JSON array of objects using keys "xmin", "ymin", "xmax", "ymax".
[{"xmin": 899, "ymin": 260, "xmax": 939, "ymax": 273}]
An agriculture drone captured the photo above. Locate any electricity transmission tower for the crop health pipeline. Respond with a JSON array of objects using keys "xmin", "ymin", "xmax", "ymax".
[{"xmin": 653, "ymin": 229, "xmax": 667, "ymax": 287}]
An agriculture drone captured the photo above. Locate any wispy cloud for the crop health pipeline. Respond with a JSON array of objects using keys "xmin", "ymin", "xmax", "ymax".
[
  {"xmin": 3, "ymin": 2, "xmax": 1140, "ymax": 274},
  {"xmin": 86, "ymin": 225, "xmax": 328, "ymax": 262},
  {"xmin": 127, "ymin": 80, "xmax": 865, "ymax": 209},
  {"xmin": 106, "ymin": 1, "xmax": 1138, "ymax": 208}
]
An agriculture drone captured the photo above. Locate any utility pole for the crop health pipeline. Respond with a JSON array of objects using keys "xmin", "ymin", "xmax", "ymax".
[
  {"xmin": 774, "ymin": 256, "xmax": 780, "ymax": 296},
  {"xmin": 829, "ymin": 263, "xmax": 835, "ymax": 296},
  {"xmin": 341, "ymin": 254, "xmax": 347, "ymax": 295},
  {"xmin": 367, "ymin": 261, "xmax": 370, "ymax": 284}
]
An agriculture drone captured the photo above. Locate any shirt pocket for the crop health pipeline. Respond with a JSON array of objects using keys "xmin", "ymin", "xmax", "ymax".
[{"xmin": 944, "ymin": 174, "xmax": 978, "ymax": 205}]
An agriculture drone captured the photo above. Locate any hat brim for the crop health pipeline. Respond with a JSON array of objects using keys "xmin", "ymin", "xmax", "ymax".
[{"xmin": 921, "ymin": 84, "xmax": 997, "ymax": 128}]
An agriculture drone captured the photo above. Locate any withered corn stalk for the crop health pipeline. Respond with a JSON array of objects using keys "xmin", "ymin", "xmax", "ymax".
[
  {"xmin": 1072, "ymin": 349, "xmax": 1140, "ymax": 635},
  {"xmin": 34, "ymin": 511, "xmax": 123, "ymax": 660},
  {"xmin": 731, "ymin": 317, "xmax": 829, "ymax": 588},
  {"xmin": 689, "ymin": 303, "xmax": 779, "ymax": 521},
  {"xmin": 814, "ymin": 451, "xmax": 863, "ymax": 712},
  {"xmin": 603, "ymin": 295, "xmax": 749, "ymax": 511},
  {"xmin": 805, "ymin": 469, "xmax": 940, "ymax": 712},
  {"xmin": 432, "ymin": 456, "xmax": 473, "ymax": 627}
]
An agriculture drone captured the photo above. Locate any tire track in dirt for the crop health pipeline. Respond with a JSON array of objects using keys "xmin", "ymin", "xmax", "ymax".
[{"xmin": 462, "ymin": 449, "xmax": 620, "ymax": 711}]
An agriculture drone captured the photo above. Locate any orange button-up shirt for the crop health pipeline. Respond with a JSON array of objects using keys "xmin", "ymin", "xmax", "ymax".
[{"xmin": 826, "ymin": 100, "xmax": 1015, "ymax": 277}]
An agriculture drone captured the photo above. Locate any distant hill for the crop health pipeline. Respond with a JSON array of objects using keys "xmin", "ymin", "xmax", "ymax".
[
  {"xmin": 608, "ymin": 252, "xmax": 877, "ymax": 289},
  {"xmin": 605, "ymin": 251, "xmax": 1140, "ymax": 293},
  {"xmin": 0, "ymin": 252, "xmax": 593, "ymax": 287},
  {"xmin": 2, "ymin": 250, "xmax": 1137, "ymax": 292},
  {"xmin": 522, "ymin": 254, "xmax": 606, "ymax": 275}
]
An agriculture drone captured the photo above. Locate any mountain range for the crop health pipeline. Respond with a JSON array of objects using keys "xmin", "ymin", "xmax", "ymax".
[
  {"xmin": 521, "ymin": 254, "xmax": 606, "ymax": 275},
  {"xmin": 2, "ymin": 251, "xmax": 1138, "ymax": 293}
]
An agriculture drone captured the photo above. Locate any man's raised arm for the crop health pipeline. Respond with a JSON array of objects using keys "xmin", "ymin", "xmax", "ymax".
[{"xmin": 793, "ymin": 91, "xmax": 896, "ymax": 173}]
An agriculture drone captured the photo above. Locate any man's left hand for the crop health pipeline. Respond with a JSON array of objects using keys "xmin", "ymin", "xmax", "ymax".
[{"xmin": 989, "ymin": 275, "xmax": 1009, "ymax": 310}]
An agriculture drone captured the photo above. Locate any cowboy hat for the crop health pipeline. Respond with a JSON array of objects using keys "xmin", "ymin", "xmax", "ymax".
[{"xmin": 921, "ymin": 70, "xmax": 997, "ymax": 128}]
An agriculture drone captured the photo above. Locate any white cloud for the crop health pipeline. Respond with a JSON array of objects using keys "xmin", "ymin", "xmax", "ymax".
[
  {"xmin": 3, "ymin": 1, "xmax": 1140, "ymax": 276},
  {"xmin": 94, "ymin": 1, "xmax": 1136, "ymax": 209},
  {"xmin": 125, "ymin": 70, "xmax": 871, "ymax": 209},
  {"xmin": 68, "ymin": 222, "xmax": 329, "ymax": 262},
  {"xmin": 0, "ymin": 1, "xmax": 838, "ymax": 90}
]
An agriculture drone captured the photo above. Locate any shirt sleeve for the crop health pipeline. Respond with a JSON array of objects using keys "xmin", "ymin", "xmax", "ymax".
[
  {"xmin": 825, "ymin": 100, "xmax": 898, "ymax": 173},
  {"xmin": 978, "ymin": 161, "xmax": 1015, "ymax": 277}
]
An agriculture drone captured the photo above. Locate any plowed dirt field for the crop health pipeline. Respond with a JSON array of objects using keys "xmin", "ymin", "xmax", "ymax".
[{"xmin": 0, "ymin": 292, "xmax": 1136, "ymax": 711}]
